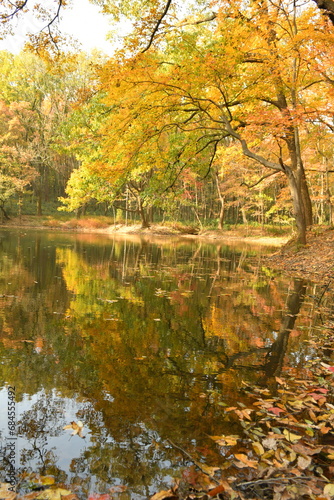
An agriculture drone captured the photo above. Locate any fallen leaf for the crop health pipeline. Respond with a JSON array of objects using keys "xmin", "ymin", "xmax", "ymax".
[
  {"xmin": 267, "ymin": 407, "xmax": 285, "ymax": 416},
  {"xmin": 234, "ymin": 453, "xmax": 258, "ymax": 468},
  {"xmin": 87, "ymin": 495, "xmax": 110, "ymax": 500},
  {"xmin": 36, "ymin": 488, "xmax": 72, "ymax": 500},
  {"xmin": 262, "ymin": 437, "xmax": 278, "ymax": 450},
  {"xmin": 39, "ymin": 477, "xmax": 55, "ymax": 486},
  {"xmin": 209, "ymin": 435, "xmax": 239, "ymax": 446},
  {"xmin": 283, "ymin": 429, "xmax": 301, "ymax": 443},
  {"xmin": 207, "ymin": 484, "xmax": 226, "ymax": 497},
  {"xmin": 109, "ymin": 486, "xmax": 127, "ymax": 494},
  {"xmin": 320, "ymin": 425, "xmax": 331, "ymax": 434},
  {"xmin": 252, "ymin": 442, "xmax": 265, "ymax": 456},
  {"xmin": 297, "ymin": 455, "xmax": 312, "ymax": 470},
  {"xmin": 324, "ymin": 484, "xmax": 334, "ymax": 496},
  {"xmin": 150, "ymin": 491, "xmax": 177, "ymax": 500},
  {"xmin": 63, "ymin": 421, "xmax": 84, "ymax": 438},
  {"xmin": 195, "ymin": 462, "xmax": 220, "ymax": 476},
  {"xmin": 0, "ymin": 483, "xmax": 16, "ymax": 500},
  {"xmin": 292, "ymin": 443, "xmax": 323, "ymax": 456}
]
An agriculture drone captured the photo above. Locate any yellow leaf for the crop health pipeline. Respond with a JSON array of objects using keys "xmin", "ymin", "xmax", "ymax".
[
  {"xmin": 324, "ymin": 484, "xmax": 334, "ymax": 496},
  {"xmin": 252, "ymin": 442, "xmax": 264, "ymax": 456},
  {"xmin": 283, "ymin": 429, "xmax": 301, "ymax": 443},
  {"xmin": 36, "ymin": 489, "xmax": 72, "ymax": 500},
  {"xmin": 40, "ymin": 477, "xmax": 55, "ymax": 486},
  {"xmin": 209, "ymin": 435, "xmax": 239, "ymax": 447},
  {"xmin": 0, "ymin": 483, "xmax": 16, "ymax": 500},
  {"xmin": 150, "ymin": 490, "xmax": 177, "ymax": 500},
  {"xmin": 194, "ymin": 462, "xmax": 220, "ymax": 476}
]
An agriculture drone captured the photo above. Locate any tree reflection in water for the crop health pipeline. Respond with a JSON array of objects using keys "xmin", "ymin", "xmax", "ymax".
[{"xmin": 0, "ymin": 230, "xmax": 329, "ymax": 497}]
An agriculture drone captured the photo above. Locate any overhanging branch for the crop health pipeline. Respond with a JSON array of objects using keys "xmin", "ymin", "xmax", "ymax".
[{"xmin": 142, "ymin": 0, "xmax": 173, "ymax": 53}]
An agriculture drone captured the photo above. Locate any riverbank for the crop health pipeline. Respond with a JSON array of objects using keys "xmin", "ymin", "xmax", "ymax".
[
  {"xmin": 1, "ymin": 215, "xmax": 290, "ymax": 244},
  {"xmin": 2, "ymin": 216, "xmax": 334, "ymax": 282}
]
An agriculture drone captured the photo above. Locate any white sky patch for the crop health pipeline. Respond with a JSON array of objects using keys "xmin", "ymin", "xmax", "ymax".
[{"xmin": 0, "ymin": 0, "xmax": 117, "ymax": 54}]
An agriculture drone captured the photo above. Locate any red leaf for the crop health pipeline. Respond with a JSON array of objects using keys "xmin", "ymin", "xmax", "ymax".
[
  {"xmin": 268, "ymin": 407, "xmax": 285, "ymax": 415},
  {"xmin": 88, "ymin": 495, "xmax": 110, "ymax": 500},
  {"xmin": 308, "ymin": 392, "xmax": 326, "ymax": 400}
]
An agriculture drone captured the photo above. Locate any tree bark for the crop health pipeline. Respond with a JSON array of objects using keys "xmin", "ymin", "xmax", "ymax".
[
  {"xmin": 286, "ymin": 167, "xmax": 307, "ymax": 245},
  {"xmin": 137, "ymin": 196, "xmax": 150, "ymax": 228},
  {"xmin": 214, "ymin": 170, "xmax": 225, "ymax": 230}
]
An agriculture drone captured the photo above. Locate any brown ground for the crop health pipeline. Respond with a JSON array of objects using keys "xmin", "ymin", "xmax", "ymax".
[{"xmin": 264, "ymin": 227, "xmax": 334, "ymax": 283}]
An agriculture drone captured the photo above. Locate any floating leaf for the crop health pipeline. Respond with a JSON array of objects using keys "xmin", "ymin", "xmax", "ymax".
[
  {"xmin": 40, "ymin": 477, "xmax": 55, "ymax": 486},
  {"xmin": 209, "ymin": 435, "xmax": 239, "ymax": 447},
  {"xmin": 36, "ymin": 488, "xmax": 72, "ymax": 500},
  {"xmin": 234, "ymin": 453, "xmax": 258, "ymax": 468},
  {"xmin": 0, "ymin": 483, "xmax": 16, "ymax": 500},
  {"xmin": 150, "ymin": 491, "xmax": 177, "ymax": 500},
  {"xmin": 195, "ymin": 462, "xmax": 220, "ymax": 476},
  {"xmin": 88, "ymin": 495, "xmax": 110, "ymax": 500},
  {"xmin": 63, "ymin": 421, "xmax": 84, "ymax": 438},
  {"xmin": 207, "ymin": 484, "xmax": 226, "ymax": 497}
]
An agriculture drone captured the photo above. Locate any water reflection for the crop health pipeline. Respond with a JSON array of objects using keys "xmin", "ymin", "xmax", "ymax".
[{"xmin": 0, "ymin": 230, "xmax": 328, "ymax": 497}]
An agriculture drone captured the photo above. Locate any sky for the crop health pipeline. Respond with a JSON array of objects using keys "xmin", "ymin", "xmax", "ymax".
[{"xmin": 0, "ymin": 0, "xmax": 116, "ymax": 54}]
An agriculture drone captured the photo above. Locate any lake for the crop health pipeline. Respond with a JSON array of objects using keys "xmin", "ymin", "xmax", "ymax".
[{"xmin": 0, "ymin": 229, "xmax": 330, "ymax": 499}]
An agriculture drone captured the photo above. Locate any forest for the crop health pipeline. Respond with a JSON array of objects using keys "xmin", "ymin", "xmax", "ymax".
[{"xmin": 0, "ymin": 0, "xmax": 334, "ymax": 245}]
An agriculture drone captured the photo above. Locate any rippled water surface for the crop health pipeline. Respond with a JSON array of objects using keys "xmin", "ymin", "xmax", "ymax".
[{"xmin": 0, "ymin": 229, "xmax": 330, "ymax": 498}]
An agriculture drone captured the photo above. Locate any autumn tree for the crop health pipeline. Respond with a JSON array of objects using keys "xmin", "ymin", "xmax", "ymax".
[
  {"xmin": 0, "ymin": 99, "xmax": 39, "ymax": 217},
  {"xmin": 0, "ymin": 50, "xmax": 101, "ymax": 215},
  {"xmin": 67, "ymin": 0, "xmax": 332, "ymax": 242}
]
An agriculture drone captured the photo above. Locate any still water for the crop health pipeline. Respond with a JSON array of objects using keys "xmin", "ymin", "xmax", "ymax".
[{"xmin": 0, "ymin": 229, "xmax": 330, "ymax": 498}]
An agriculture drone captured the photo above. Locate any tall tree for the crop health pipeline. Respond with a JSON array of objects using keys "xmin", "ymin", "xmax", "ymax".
[{"xmin": 76, "ymin": 0, "xmax": 332, "ymax": 242}]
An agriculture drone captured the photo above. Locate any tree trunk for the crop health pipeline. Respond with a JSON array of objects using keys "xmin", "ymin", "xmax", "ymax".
[
  {"xmin": 37, "ymin": 191, "xmax": 42, "ymax": 216},
  {"xmin": 137, "ymin": 196, "xmax": 150, "ymax": 228},
  {"xmin": 214, "ymin": 170, "xmax": 225, "ymax": 230},
  {"xmin": 299, "ymin": 164, "xmax": 313, "ymax": 226},
  {"xmin": 286, "ymin": 168, "xmax": 307, "ymax": 245},
  {"xmin": 241, "ymin": 206, "xmax": 248, "ymax": 225},
  {"xmin": 0, "ymin": 203, "xmax": 10, "ymax": 221}
]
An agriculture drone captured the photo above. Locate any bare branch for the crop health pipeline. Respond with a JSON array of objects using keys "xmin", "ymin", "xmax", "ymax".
[
  {"xmin": 1, "ymin": 0, "xmax": 29, "ymax": 21},
  {"xmin": 241, "ymin": 171, "xmax": 279, "ymax": 188},
  {"xmin": 175, "ymin": 12, "xmax": 217, "ymax": 28},
  {"xmin": 142, "ymin": 0, "xmax": 173, "ymax": 53}
]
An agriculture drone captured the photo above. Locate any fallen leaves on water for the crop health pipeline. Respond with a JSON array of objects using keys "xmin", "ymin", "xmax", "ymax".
[
  {"xmin": 35, "ymin": 488, "xmax": 72, "ymax": 500},
  {"xmin": 209, "ymin": 434, "xmax": 239, "ymax": 447},
  {"xmin": 150, "ymin": 490, "xmax": 178, "ymax": 500},
  {"xmin": 87, "ymin": 494, "xmax": 110, "ymax": 500},
  {"xmin": 150, "ymin": 483, "xmax": 178, "ymax": 500},
  {"xmin": 63, "ymin": 421, "xmax": 84, "ymax": 438},
  {"xmin": 0, "ymin": 483, "xmax": 16, "ymax": 500}
]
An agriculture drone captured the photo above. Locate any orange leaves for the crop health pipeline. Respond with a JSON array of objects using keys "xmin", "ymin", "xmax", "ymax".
[{"xmin": 63, "ymin": 420, "xmax": 84, "ymax": 438}]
